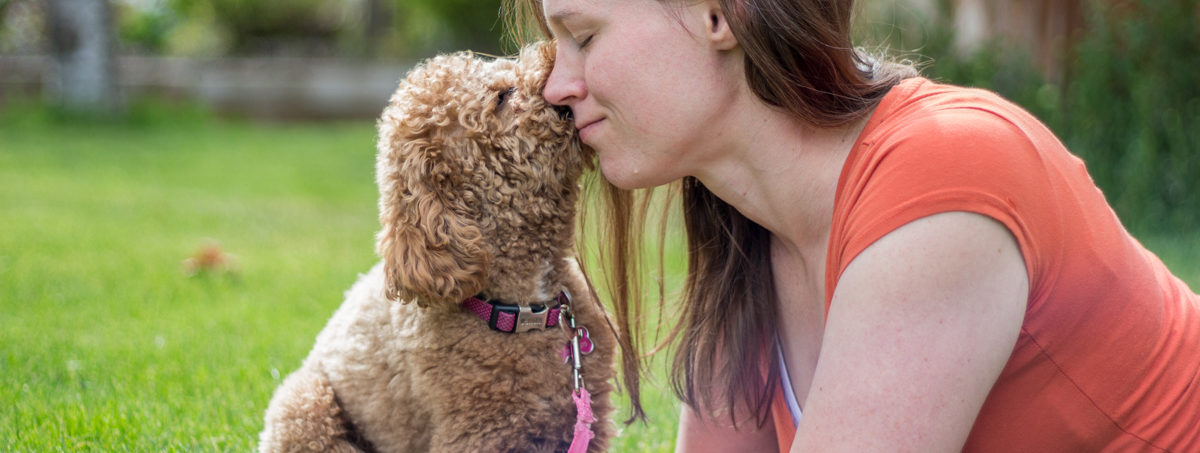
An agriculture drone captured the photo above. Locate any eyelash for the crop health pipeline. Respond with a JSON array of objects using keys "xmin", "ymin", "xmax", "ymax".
[{"xmin": 577, "ymin": 34, "xmax": 593, "ymax": 49}]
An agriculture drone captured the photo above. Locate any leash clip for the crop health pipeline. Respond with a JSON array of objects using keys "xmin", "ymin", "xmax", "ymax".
[
  {"xmin": 571, "ymin": 325, "xmax": 585, "ymax": 391},
  {"xmin": 557, "ymin": 289, "xmax": 594, "ymax": 391},
  {"xmin": 557, "ymin": 289, "xmax": 587, "ymax": 391}
]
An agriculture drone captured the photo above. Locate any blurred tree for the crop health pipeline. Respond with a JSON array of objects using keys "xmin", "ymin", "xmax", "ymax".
[
  {"xmin": 361, "ymin": 0, "xmax": 390, "ymax": 56},
  {"xmin": 385, "ymin": 0, "xmax": 507, "ymax": 56},
  {"xmin": 108, "ymin": 0, "xmax": 509, "ymax": 58},
  {"xmin": 115, "ymin": 0, "xmax": 176, "ymax": 53},
  {"xmin": 1059, "ymin": 0, "xmax": 1200, "ymax": 233},
  {"xmin": 169, "ymin": 0, "xmax": 345, "ymax": 55},
  {"xmin": 1, "ymin": 0, "xmax": 47, "ymax": 54},
  {"xmin": 44, "ymin": 0, "xmax": 121, "ymax": 115}
]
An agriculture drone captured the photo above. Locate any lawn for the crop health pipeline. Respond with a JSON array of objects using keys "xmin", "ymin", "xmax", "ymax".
[{"xmin": 2, "ymin": 105, "xmax": 1197, "ymax": 451}]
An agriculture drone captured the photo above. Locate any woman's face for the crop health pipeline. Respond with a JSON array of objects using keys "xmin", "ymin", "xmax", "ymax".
[{"xmin": 542, "ymin": 0, "xmax": 742, "ymax": 189}]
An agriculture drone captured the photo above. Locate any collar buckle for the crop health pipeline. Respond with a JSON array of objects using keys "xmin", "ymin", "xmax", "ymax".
[
  {"xmin": 513, "ymin": 304, "xmax": 550, "ymax": 333},
  {"xmin": 479, "ymin": 292, "xmax": 564, "ymax": 333}
]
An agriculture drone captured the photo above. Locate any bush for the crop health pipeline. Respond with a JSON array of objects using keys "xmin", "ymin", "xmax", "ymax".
[
  {"xmin": 1058, "ymin": 0, "xmax": 1200, "ymax": 233},
  {"xmin": 394, "ymin": 0, "xmax": 506, "ymax": 56},
  {"xmin": 111, "ymin": 0, "xmax": 508, "ymax": 58}
]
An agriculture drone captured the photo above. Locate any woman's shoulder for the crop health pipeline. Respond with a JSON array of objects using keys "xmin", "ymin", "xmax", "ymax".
[
  {"xmin": 881, "ymin": 77, "xmax": 1018, "ymax": 110},
  {"xmin": 831, "ymin": 78, "xmax": 1072, "ymax": 292},
  {"xmin": 869, "ymin": 77, "xmax": 1043, "ymax": 138},
  {"xmin": 850, "ymin": 77, "xmax": 1068, "ymax": 178}
]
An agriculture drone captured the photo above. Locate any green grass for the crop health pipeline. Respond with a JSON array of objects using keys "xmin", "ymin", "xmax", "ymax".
[{"xmin": 2, "ymin": 103, "xmax": 1197, "ymax": 451}]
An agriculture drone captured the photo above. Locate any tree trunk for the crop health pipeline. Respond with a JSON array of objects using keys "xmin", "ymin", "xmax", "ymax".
[
  {"xmin": 362, "ymin": 0, "xmax": 391, "ymax": 57},
  {"xmin": 43, "ymin": 0, "xmax": 121, "ymax": 115}
]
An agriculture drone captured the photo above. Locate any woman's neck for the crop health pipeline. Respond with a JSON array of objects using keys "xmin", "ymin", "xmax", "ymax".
[{"xmin": 692, "ymin": 100, "xmax": 869, "ymax": 255}]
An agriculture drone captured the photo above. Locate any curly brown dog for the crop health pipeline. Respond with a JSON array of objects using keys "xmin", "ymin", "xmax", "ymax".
[{"xmin": 258, "ymin": 42, "xmax": 616, "ymax": 453}]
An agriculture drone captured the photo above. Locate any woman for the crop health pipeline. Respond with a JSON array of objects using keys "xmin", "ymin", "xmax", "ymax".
[{"xmin": 504, "ymin": 0, "xmax": 1200, "ymax": 451}]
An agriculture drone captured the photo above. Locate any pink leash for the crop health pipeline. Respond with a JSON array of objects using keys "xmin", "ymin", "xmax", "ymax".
[
  {"xmin": 567, "ymin": 388, "xmax": 595, "ymax": 453},
  {"xmin": 560, "ymin": 295, "xmax": 595, "ymax": 453}
]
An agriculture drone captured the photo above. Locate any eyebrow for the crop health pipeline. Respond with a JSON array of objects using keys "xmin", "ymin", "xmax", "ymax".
[{"xmin": 545, "ymin": 8, "xmax": 579, "ymax": 25}]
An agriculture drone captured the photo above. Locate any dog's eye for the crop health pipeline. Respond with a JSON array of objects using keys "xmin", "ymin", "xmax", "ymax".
[{"xmin": 496, "ymin": 87, "xmax": 516, "ymax": 110}]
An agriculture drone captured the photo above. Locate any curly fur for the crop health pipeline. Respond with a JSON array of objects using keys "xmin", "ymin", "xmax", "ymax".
[{"xmin": 259, "ymin": 42, "xmax": 616, "ymax": 453}]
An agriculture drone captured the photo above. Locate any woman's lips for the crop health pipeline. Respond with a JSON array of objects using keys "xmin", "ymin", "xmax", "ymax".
[{"xmin": 577, "ymin": 118, "xmax": 603, "ymax": 142}]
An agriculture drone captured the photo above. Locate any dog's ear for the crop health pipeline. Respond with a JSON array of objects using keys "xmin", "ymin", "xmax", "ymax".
[{"xmin": 375, "ymin": 137, "xmax": 489, "ymax": 306}]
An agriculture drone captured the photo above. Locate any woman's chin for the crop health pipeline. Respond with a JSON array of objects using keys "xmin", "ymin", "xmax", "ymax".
[
  {"xmin": 599, "ymin": 162, "xmax": 663, "ymax": 190},
  {"xmin": 597, "ymin": 159, "xmax": 637, "ymax": 190},
  {"xmin": 595, "ymin": 146, "xmax": 681, "ymax": 190}
]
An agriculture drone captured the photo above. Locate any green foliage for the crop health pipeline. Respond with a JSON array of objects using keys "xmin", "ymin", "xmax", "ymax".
[
  {"xmin": 1058, "ymin": 0, "xmax": 1200, "ymax": 233},
  {"xmin": 394, "ymin": 0, "xmax": 507, "ymax": 56},
  {"xmin": 115, "ymin": 1, "xmax": 174, "ymax": 53},
  {"xmin": 112, "ymin": 0, "xmax": 508, "ymax": 58},
  {"xmin": 164, "ymin": 0, "xmax": 348, "ymax": 55}
]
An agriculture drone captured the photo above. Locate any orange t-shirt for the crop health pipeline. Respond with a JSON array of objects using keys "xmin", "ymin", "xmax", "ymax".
[{"xmin": 772, "ymin": 78, "xmax": 1200, "ymax": 451}]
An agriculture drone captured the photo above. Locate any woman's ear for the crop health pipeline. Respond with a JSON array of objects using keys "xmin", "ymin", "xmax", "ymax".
[
  {"xmin": 699, "ymin": 1, "xmax": 737, "ymax": 50},
  {"xmin": 375, "ymin": 138, "xmax": 489, "ymax": 307}
]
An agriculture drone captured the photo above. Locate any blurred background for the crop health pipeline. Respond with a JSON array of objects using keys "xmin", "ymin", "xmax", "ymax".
[
  {"xmin": 1, "ymin": 0, "xmax": 512, "ymax": 118},
  {"xmin": 1, "ymin": 0, "xmax": 1197, "ymax": 450},
  {"xmin": 1, "ymin": 0, "xmax": 1196, "ymax": 230}
]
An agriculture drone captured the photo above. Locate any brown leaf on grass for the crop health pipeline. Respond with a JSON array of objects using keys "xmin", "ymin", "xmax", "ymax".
[{"xmin": 182, "ymin": 240, "xmax": 240, "ymax": 277}]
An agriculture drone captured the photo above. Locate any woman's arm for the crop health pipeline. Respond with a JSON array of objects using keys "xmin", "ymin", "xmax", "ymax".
[
  {"xmin": 676, "ymin": 402, "xmax": 778, "ymax": 453},
  {"xmin": 790, "ymin": 211, "xmax": 1028, "ymax": 452}
]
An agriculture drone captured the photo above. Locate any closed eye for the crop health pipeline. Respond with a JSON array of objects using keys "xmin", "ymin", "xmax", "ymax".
[
  {"xmin": 577, "ymin": 34, "xmax": 593, "ymax": 49},
  {"xmin": 496, "ymin": 87, "xmax": 516, "ymax": 110}
]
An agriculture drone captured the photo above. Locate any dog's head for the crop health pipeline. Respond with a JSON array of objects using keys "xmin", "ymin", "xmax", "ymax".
[{"xmin": 375, "ymin": 42, "xmax": 587, "ymax": 307}]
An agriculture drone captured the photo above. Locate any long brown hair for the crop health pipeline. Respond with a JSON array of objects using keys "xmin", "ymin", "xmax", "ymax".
[{"xmin": 503, "ymin": 0, "xmax": 916, "ymax": 426}]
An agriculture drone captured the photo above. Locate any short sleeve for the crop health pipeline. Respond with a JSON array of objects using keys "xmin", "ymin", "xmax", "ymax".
[{"xmin": 827, "ymin": 106, "xmax": 1065, "ymax": 313}]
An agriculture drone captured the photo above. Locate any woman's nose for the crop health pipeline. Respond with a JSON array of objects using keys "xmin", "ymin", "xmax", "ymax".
[{"xmin": 543, "ymin": 56, "xmax": 586, "ymax": 106}]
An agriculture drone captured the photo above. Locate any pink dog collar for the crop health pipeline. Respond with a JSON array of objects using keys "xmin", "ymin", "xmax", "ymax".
[{"xmin": 461, "ymin": 292, "xmax": 565, "ymax": 333}]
